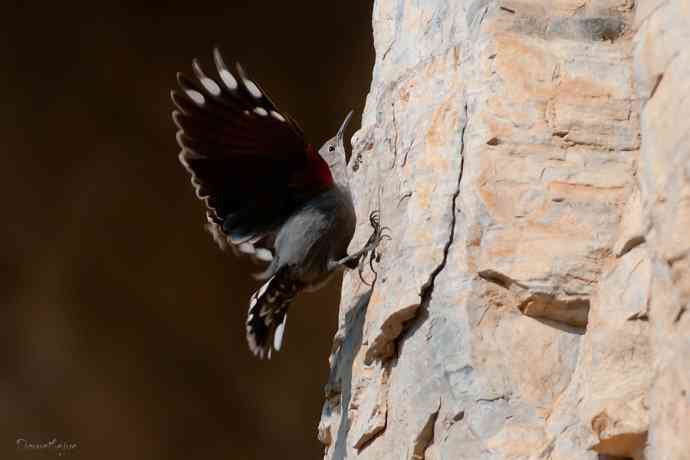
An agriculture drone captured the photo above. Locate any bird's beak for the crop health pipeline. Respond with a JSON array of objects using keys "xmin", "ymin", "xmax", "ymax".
[{"xmin": 336, "ymin": 110, "xmax": 354, "ymax": 152}]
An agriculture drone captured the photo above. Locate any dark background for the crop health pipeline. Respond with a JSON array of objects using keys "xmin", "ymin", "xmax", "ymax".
[{"xmin": 2, "ymin": 2, "xmax": 373, "ymax": 458}]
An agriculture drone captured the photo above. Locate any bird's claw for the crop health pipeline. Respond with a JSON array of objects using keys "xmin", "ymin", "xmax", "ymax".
[{"xmin": 358, "ymin": 210, "xmax": 391, "ymax": 286}]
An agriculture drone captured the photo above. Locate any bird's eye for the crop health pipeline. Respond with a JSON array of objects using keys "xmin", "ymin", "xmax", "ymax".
[{"xmin": 328, "ymin": 145, "xmax": 335, "ymax": 152}]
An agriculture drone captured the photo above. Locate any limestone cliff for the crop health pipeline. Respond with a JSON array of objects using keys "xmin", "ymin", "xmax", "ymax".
[{"xmin": 318, "ymin": 1, "xmax": 689, "ymax": 459}]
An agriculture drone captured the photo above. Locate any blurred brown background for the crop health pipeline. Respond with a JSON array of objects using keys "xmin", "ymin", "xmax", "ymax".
[{"xmin": 1, "ymin": 2, "xmax": 373, "ymax": 458}]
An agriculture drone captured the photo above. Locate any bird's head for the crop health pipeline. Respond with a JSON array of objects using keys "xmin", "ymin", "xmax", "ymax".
[{"xmin": 318, "ymin": 110, "xmax": 353, "ymax": 184}]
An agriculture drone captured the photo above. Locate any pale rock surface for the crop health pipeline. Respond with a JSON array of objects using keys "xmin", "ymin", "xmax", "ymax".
[
  {"xmin": 634, "ymin": 1, "xmax": 690, "ymax": 459},
  {"xmin": 318, "ymin": 0, "xmax": 688, "ymax": 458}
]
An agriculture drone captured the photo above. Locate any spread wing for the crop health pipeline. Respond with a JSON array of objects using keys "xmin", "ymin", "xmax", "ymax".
[{"xmin": 173, "ymin": 48, "xmax": 333, "ymax": 259}]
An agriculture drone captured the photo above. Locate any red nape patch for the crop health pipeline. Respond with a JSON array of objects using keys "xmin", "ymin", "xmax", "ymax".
[{"xmin": 303, "ymin": 144, "xmax": 334, "ymax": 189}]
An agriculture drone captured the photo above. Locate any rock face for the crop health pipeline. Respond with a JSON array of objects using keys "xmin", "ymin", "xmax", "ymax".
[
  {"xmin": 635, "ymin": 1, "xmax": 690, "ymax": 459},
  {"xmin": 318, "ymin": 1, "xmax": 689, "ymax": 459}
]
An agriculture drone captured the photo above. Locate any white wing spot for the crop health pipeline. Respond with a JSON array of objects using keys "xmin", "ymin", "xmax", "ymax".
[
  {"xmin": 243, "ymin": 79, "xmax": 262, "ymax": 98},
  {"xmin": 200, "ymin": 77, "xmax": 221, "ymax": 96},
  {"xmin": 253, "ymin": 107, "xmax": 268, "ymax": 116},
  {"xmin": 186, "ymin": 89, "xmax": 205, "ymax": 105},
  {"xmin": 255, "ymin": 248, "xmax": 273, "ymax": 262},
  {"xmin": 270, "ymin": 111, "xmax": 286, "ymax": 122},
  {"xmin": 243, "ymin": 110, "xmax": 250, "ymax": 116},
  {"xmin": 238, "ymin": 242, "xmax": 256, "ymax": 254},
  {"xmin": 219, "ymin": 69, "xmax": 238, "ymax": 90}
]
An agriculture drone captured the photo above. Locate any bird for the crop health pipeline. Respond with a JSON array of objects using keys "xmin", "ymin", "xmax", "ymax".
[{"xmin": 172, "ymin": 47, "xmax": 386, "ymax": 359}]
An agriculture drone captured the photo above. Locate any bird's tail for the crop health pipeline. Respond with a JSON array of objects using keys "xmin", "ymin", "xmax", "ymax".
[{"xmin": 246, "ymin": 270, "xmax": 303, "ymax": 359}]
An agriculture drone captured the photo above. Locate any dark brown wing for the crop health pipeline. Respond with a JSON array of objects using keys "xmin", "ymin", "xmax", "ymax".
[{"xmin": 172, "ymin": 47, "xmax": 333, "ymax": 252}]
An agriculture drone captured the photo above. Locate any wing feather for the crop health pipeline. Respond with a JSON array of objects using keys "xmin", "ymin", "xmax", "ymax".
[{"xmin": 173, "ymin": 47, "xmax": 332, "ymax": 260}]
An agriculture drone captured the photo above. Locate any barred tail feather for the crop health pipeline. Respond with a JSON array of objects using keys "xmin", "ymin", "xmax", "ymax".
[
  {"xmin": 246, "ymin": 272, "xmax": 302, "ymax": 359},
  {"xmin": 273, "ymin": 314, "xmax": 287, "ymax": 351}
]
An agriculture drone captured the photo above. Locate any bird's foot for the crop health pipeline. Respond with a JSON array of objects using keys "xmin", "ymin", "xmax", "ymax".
[
  {"xmin": 355, "ymin": 210, "xmax": 391, "ymax": 285},
  {"xmin": 337, "ymin": 210, "xmax": 390, "ymax": 284}
]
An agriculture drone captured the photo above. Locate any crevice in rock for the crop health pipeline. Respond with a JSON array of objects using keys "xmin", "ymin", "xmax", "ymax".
[
  {"xmin": 410, "ymin": 400, "xmax": 441, "ymax": 460},
  {"xmin": 674, "ymin": 305, "xmax": 687, "ymax": 323},
  {"xmin": 364, "ymin": 102, "xmax": 469, "ymax": 364},
  {"xmin": 591, "ymin": 432, "xmax": 647, "ymax": 460},
  {"xmin": 641, "ymin": 51, "xmax": 682, "ymax": 108},
  {"xmin": 616, "ymin": 235, "xmax": 645, "ymax": 258},
  {"xmin": 401, "ymin": 139, "xmax": 414, "ymax": 167},
  {"xmin": 476, "ymin": 394, "xmax": 509, "ymax": 403},
  {"xmin": 419, "ymin": 101, "xmax": 468, "ymax": 307},
  {"xmin": 364, "ymin": 303, "xmax": 422, "ymax": 364},
  {"xmin": 478, "ymin": 269, "xmax": 528, "ymax": 291},
  {"xmin": 667, "ymin": 248, "xmax": 689, "ymax": 266},
  {"xmin": 479, "ymin": 270, "xmax": 590, "ymax": 329},
  {"xmin": 591, "ymin": 412, "xmax": 648, "ymax": 459},
  {"xmin": 404, "ymin": 101, "xmax": 468, "ymax": 347},
  {"xmin": 390, "ymin": 103, "xmax": 400, "ymax": 169},
  {"xmin": 353, "ymin": 407, "xmax": 388, "ymax": 452},
  {"xmin": 518, "ymin": 293, "xmax": 590, "ymax": 329},
  {"xmin": 390, "ymin": 309, "xmax": 423, "ymax": 361},
  {"xmin": 648, "ymin": 73, "xmax": 664, "ymax": 100},
  {"xmin": 626, "ymin": 311, "xmax": 649, "ymax": 322},
  {"xmin": 352, "ymin": 364, "xmax": 391, "ymax": 451}
]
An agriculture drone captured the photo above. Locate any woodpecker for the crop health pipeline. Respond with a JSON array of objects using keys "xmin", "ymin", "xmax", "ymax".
[{"xmin": 172, "ymin": 48, "xmax": 384, "ymax": 359}]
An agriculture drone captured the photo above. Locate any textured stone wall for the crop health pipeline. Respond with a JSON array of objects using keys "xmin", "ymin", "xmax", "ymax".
[
  {"xmin": 318, "ymin": 1, "xmax": 688, "ymax": 459},
  {"xmin": 635, "ymin": 1, "xmax": 690, "ymax": 459}
]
